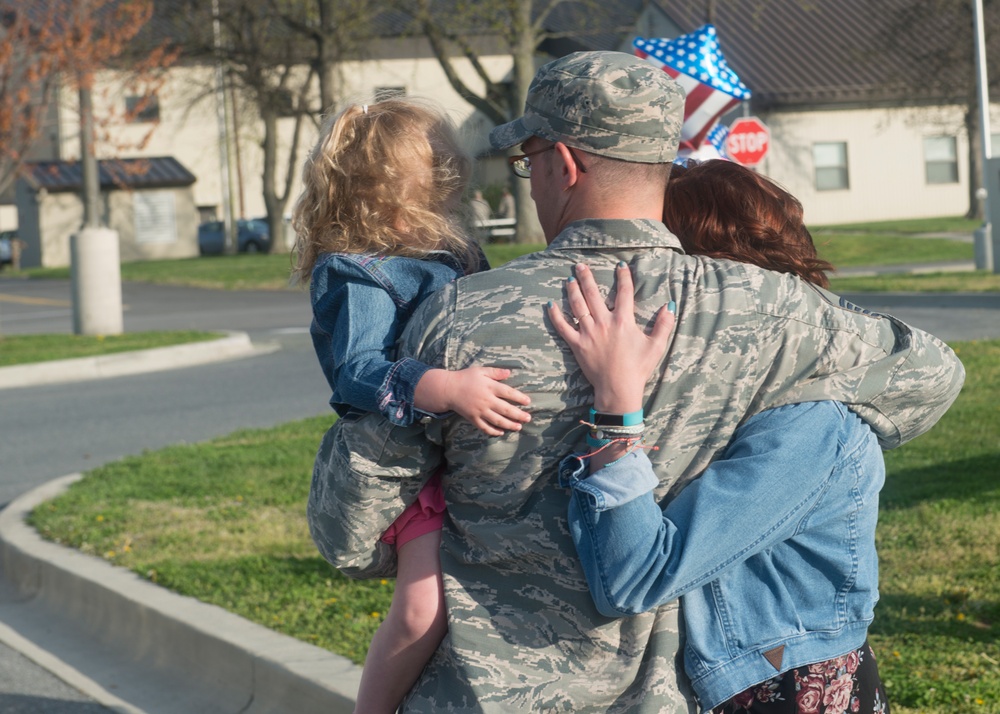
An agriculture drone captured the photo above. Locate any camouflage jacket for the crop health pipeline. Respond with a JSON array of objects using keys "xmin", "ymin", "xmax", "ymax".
[{"xmin": 308, "ymin": 218, "xmax": 964, "ymax": 713}]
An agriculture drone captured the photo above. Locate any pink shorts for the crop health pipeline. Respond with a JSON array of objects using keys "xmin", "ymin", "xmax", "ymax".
[{"xmin": 380, "ymin": 471, "xmax": 445, "ymax": 549}]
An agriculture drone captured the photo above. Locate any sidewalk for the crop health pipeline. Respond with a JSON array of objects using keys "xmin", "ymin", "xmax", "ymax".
[
  {"xmin": 0, "ymin": 475, "xmax": 361, "ymax": 714},
  {"xmin": 0, "ymin": 334, "xmax": 362, "ymax": 713}
]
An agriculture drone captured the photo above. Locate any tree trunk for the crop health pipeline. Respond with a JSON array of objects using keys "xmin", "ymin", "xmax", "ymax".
[
  {"xmin": 260, "ymin": 98, "xmax": 307, "ymax": 254},
  {"xmin": 260, "ymin": 107, "xmax": 284, "ymax": 251},
  {"xmin": 317, "ymin": 0, "xmax": 339, "ymax": 114},
  {"xmin": 511, "ymin": 0, "xmax": 542, "ymax": 243},
  {"xmin": 79, "ymin": 80, "xmax": 101, "ymax": 229}
]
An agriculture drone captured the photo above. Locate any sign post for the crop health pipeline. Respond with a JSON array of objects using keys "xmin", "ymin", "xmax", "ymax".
[{"xmin": 726, "ymin": 116, "xmax": 770, "ymax": 166}]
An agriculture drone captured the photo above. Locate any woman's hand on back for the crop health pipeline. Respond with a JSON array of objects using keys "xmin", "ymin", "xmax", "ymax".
[{"xmin": 548, "ymin": 263, "xmax": 675, "ymax": 414}]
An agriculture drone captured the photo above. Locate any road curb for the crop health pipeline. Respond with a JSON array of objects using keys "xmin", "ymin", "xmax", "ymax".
[
  {"xmin": 0, "ymin": 331, "xmax": 276, "ymax": 391},
  {"xmin": 0, "ymin": 474, "xmax": 362, "ymax": 713}
]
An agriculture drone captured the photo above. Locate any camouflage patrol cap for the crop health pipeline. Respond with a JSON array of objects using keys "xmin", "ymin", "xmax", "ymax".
[{"xmin": 490, "ymin": 51, "xmax": 684, "ymax": 164}]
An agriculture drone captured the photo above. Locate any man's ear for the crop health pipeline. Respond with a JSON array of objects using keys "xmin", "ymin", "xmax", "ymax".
[{"xmin": 554, "ymin": 142, "xmax": 581, "ymax": 190}]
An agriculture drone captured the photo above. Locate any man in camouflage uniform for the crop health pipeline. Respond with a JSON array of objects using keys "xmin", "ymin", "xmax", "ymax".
[{"xmin": 308, "ymin": 52, "xmax": 964, "ymax": 712}]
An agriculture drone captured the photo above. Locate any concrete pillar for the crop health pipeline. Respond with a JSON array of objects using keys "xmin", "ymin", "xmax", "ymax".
[
  {"xmin": 987, "ymin": 157, "xmax": 1000, "ymax": 274},
  {"xmin": 974, "ymin": 223, "xmax": 992, "ymax": 271},
  {"xmin": 70, "ymin": 227, "xmax": 124, "ymax": 335}
]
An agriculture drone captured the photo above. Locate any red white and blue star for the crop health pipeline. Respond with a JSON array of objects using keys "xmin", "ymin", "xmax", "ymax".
[{"xmin": 634, "ymin": 24, "xmax": 751, "ymax": 155}]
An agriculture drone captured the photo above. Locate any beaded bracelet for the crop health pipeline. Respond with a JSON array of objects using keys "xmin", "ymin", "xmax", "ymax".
[
  {"xmin": 591, "ymin": 423, "xmax": 645, "ymax": 439},
  {"xmin": 586, "ymin": 430, "xmax": 643, "ymax": 449},
  {"xmin": 583, "ymin": 435, "xmax": 644, "ymax": 458}
]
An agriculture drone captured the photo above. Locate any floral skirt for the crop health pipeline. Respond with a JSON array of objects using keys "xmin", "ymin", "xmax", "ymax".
[{"xmin": 713, "ymin": 641, "xmax": 888, "ymax": 714}]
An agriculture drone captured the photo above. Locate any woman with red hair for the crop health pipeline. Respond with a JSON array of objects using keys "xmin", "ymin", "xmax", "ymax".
[{"xmin": 664, "ymin": 160, "xmax": 833, "ymax": 288}]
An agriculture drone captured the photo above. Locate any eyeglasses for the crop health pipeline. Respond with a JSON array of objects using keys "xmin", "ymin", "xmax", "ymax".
[{"xmin": 508, "ymin": 144, "xmax": 588, "ymax": 179}]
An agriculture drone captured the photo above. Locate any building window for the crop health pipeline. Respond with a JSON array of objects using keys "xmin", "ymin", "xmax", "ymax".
[
  {"xmin": 991, "ymin": 132, "xmax": 1000, "ymax": 155},
  {"xmin": 374, "ymin": 86, "xmax": 405, "ymax": 101},
  {"xmin": 125, "ymin": 95, "xmax": 160, "ymax": 123},
  {"xmin": 813, "ymin": 142, "xmax": 849, "ymax": 191},
  {"xmin": 924, "ymin": 136, "xmax": 958, "ymax": 184}
]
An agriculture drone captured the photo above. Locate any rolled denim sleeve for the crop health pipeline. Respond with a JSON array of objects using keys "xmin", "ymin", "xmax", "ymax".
[
  {"xmin": 568, "ymin": 402, "xmax": 853, "ymax": 618},
  {"xmin": 559, "ymin": 451, "xmax": 660, "ymax": 512},
  {"xmin": 307, "ymin": 283, "xmax": 453, "ymax": 580}
]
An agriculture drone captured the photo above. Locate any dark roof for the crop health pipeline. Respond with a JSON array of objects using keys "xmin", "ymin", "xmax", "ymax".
[
  {"xmin": 377, "ymin": 0, "xmax": 1000, "ymax": 110},
  {"xmin": 22, "ymin": 157, "xmax": 196, "ymax": 193},
  {"xmin": 138, "ymin": 0, "xmax": 998, "ymax": 111},
  {"xmin": 647, "ymin": 0, "xmax": 999, "ymax": 109}
]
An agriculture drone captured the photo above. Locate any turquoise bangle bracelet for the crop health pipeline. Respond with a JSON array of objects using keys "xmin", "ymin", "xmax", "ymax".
[{"xmin": 589, "ymin": 408, "xmax": 644, "ymax": 427}]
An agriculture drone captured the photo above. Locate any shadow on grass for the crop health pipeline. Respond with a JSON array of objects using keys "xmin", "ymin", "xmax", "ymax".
[
  {"xmin": 872, "ymin": 591, "xmax": 998, "ymax": 644},
  {"xmin": 881, "ymin": 453, "xmax": 1000, "ymax": 511}
]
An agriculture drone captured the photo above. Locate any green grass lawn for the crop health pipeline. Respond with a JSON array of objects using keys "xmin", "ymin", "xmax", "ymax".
[
  {"xmin": 815, "ymin": 216, "xmax": 980, "ymax": 235},
  {"xmin": 0, "ymin": 331, "xmax": 222, "ymax": 367},
  {"xmin": 28, "ymin": 340, "xmax": 1000, "ymax": 713},
  {"xmin": 815, "ymin": 234, "xmax": 971, "ymax": 268},
  {"xmin": 16, "ymin": 254, "xmax": 301, "ymax": 291}
]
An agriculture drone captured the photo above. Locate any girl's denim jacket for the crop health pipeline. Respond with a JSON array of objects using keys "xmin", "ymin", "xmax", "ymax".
[
  {"xmin": 560, "ymin": 401, "xmax": 884, "ymax": 711},
  {"xmin": 309, "ymin": 250, "xmax": 485, "ymax": 426}
]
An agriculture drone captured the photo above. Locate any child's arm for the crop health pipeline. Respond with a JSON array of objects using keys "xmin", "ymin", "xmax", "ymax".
[
  {"xmin": 414, "ymin": 367, "xmax": 531, "ymax": 437},
  {"xmin": 313, "ymin": 263, "xmax": 530, "ymax": 434}
]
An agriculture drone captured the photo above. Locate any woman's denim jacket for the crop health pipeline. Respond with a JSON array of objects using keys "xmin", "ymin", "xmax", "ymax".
[
  {"xmin": 310, "ymin": 250, "xmax": 484, "ymax": 426},
  {"xmin": 560, "ymin": 401, "xmax": 884, "ymax": 711}
]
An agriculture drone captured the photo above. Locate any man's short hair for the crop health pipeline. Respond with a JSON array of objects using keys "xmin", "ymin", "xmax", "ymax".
[
  {"xmin": 586, "ymin": 152, "xmax": 673, "ymax": 190},
  {"xmin": 490, "ymin": 51, "xmax": 684, "ymax": 164}
]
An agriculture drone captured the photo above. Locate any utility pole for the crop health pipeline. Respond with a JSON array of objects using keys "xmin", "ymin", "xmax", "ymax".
[
  {"xmin": 213, "ymin": 0, "xmax": 235, "ymax": 253},
  {"xmin": 971, "ymin": 0, "xmax": 997, "ymax": 272},
  {"xmin": 70, "ymin": 74, "xmax": 124, "ymax": 335}
]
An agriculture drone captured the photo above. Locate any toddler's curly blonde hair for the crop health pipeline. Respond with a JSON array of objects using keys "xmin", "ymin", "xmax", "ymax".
[{"xmin": 292, "ymin": 98, "xmax": 477, "ymax": 283}]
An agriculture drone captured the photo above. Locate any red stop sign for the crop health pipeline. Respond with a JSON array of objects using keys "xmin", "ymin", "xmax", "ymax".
[{"xmin": 726, "ymin": 117, "xmax": 770, "ymax": 166}]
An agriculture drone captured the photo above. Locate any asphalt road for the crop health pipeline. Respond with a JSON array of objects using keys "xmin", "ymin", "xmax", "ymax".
[
  {"xmin": 0, "ymin": 277, "xmax": 332, "ymax": 507},
  {"xmin": 0, "ymin": 275, "xmax": 996, "ymax": 712},
  {"xmin": 837, "ymin": 291, "xmax": 1000, "ymax": 343}
]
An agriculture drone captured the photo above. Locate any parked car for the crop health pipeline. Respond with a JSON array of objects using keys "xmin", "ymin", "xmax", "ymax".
[
  {"xmin": 198, "ymin": 219, "xmax": 271, "ymax": 255},
  {"xmin": 0, "ymin": 230, "xmax": 16, "ymax": 267}
]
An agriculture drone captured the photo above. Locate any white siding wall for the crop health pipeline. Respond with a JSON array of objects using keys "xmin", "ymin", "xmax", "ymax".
[
  {"xmin": 0, "ymin": 206, "xmax": 16, "ymax": 233},
  {"xmin": 761, "ymin": 105, "xmax": 980, "ymax": 225},
  {"xmin": 337, "ymin": 38, "xmax": 513, "ymax": 158}
]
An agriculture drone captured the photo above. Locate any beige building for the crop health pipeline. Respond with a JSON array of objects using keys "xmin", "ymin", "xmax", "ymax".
[{"xmin": 15, "ymin": 157, "xmax": 199, "ymax": 268}]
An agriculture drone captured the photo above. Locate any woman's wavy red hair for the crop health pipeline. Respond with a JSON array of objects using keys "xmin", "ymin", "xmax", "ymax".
[{"xmin": 664, "ymin": 161, "xmax": 833, "ymax": 288}]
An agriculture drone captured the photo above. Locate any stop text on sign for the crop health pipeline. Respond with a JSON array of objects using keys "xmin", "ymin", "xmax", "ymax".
[
  {"xmin": 726, "ymin": 117, "xmax": 770, "ymax": 166},
  {"xmin": 728, "ymin": 131, "xmax": 768, "ymax": 154}
]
